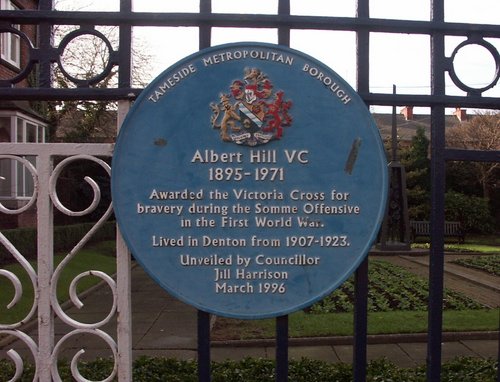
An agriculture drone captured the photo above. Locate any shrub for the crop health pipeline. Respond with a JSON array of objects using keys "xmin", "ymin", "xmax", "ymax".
[
  {"xmin": 0, "ymin": 357, "xmax": 496, "ymax": 382},
  {"xmin": 0, "ymin": 222, "xmax": 116, "ymax": 264},
  {"xmin": 0, "ymin": 226, "xmax": 36, "ymax": 265},
  {"xmin": 445, "ymin": 192, "xmax": 495, "ymax": 233}
]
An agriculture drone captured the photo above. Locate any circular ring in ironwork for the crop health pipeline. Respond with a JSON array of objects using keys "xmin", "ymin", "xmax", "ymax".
[
  {"xmin": 57, "ymin": 28, "xmax": 116, "ymax": 87},
  {"xmin": 448, "ymin": 36, "xmax": 500, "ymax": 96},
  {"xmin": 0, "ymin": 26, "xmax": 35, "ymax": 85}
]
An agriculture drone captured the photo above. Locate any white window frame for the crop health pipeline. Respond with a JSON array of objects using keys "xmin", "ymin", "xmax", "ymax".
[
  {"xmin": 0, "ymin": 0, "xmax": 21, "ymax": 68},
  {"xmin": 0, "ymin": 111, "xmax": 47, "ymax": 200}
]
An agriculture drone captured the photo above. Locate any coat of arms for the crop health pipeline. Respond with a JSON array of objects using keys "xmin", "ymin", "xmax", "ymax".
[{"xmin": 210, "ymin": 68, "xmax": 293, "ymax": 146}]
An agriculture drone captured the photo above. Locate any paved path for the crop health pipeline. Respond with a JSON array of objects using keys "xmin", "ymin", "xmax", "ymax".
[{"xmin": 1, "ymin": 254, "xmax": 498, "ymax": 367}]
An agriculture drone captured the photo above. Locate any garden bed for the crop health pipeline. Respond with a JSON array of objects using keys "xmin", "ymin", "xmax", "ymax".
[
  {"xmin": 451, "ymin": 254, "xmax": 500, "ymax": 277},
  {"xmin": 308, "ymin": 260, "xmax": 484, "ymax": 314}
]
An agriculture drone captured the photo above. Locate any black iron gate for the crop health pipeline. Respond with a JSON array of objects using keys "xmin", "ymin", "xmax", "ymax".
[{"xmin": 0, "ymin": 1, "xmax": 498, "ymax": 381}]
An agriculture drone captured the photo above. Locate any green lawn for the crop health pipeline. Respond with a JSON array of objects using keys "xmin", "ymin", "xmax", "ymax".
[
  {"xmin": 0, "ymin": 242, "xmax": 116, "ymax": 325},
  {"xmin": 296, "ymin": 309, "xmax": 498, "ymax": 337},
  {"xmin": 445, "ymin": 243, "xmax": 500, "ymax": 253},
  {"xmin": 412, "ymin": 234, "xmax": 500, "ymax": 253},
  {"xmin": 213, "ymin": 309, "xmax": 499, "ymax": 340}
]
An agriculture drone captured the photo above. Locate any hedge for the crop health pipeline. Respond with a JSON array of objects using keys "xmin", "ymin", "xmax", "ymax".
[
  {"xmin": 0, "ymin": 357, "xmax": 497, "ymax": 382},
  {"xmin": 0, "ymin": 222, "xmax": 116, "ymax": 265}
]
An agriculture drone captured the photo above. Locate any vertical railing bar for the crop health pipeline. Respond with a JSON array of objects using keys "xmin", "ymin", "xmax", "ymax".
[
  {"xmin": 118, "ymin": 0, "xmax": 132, "ymax": 89},
  {"xmin": 276, "ymin": 315, "xmax": 289, "ymax": 382},
  {"xmin": 37, "ymin": 0, "xmax": 53, "ymax": 88},
  {"xmin": 497, "ymin": 330, "xmax": 500, "ymax": 382},
  {"xmin": 354, "ymin": 1, "xmax": 370, "ymax": 380},
  {"xmin": 36, "ymin": 150, "xmax": 54, "ymax": 381},
  {"xmin": 427, "ymin": 1, "xmax": 446, "ymax": 381},
  {"xmin": 116, "ymin": 229, "xmax": 132, "ymax": 381},
  {"xmin": 116, "ymin": 100, "xmax": 133, "ymax": 382},
  {"xmin": 197, "ymin": 4, "xmax": 212, "ymax": 381},
  {"xmin": 276, "ymin": 0, "xmax": 290, "ymax": 376},
  {"xmin": 277, "ymin": 0, "xmax": 290, "ymax": 46},
  {"xmin": 277, "ymin": 3, "xmax": 290, "ymax": 377},
  {"xmin": 198, "ymin": 310, "xmax": 211, "ymax": 382},
  {"xmin": 277, "ymin": 3, "xmax": 290, "ymax": 376},
  {"xmin": 353, "ymin": 258, "xmax": 369, "ymax": 382},
  {"xmin": 427, "ymin": 98, "xmax": 446, "ymax": 382},
  {"xmin": 356, "ymin": 0, "xmax": 370, "ymax": 95},
  {"xmin": 199, "ymin": 0, "xmax": 212, "ymax": 50}
]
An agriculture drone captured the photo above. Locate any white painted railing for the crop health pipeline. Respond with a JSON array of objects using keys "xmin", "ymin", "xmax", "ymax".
[{"xmin": 0, "ymin": 100, "xmax": 133, "ymax": 381}]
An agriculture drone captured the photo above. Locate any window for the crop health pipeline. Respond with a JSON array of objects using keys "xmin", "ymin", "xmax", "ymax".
[
  {"xmin": 0, "ymin": 112, "xmax": 47, "ymax": 199},
  {"xmin": 0, "ymin": 0, "xmax": 21, "ymax": 68},
  {"xmin": 0, "ymin": 117, "xmax": 12, "ymax": 198}
]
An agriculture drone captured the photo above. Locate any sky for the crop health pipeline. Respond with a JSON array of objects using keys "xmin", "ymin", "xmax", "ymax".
[{"xmin": 56, "ymin": 0, "xmax": 500, "ymax": 114}]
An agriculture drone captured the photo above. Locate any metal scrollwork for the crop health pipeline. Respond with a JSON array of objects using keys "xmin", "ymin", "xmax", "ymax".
[
  {"xmin": 0, "ymin": 249, "xmax": 37, "ymax": 329},
  {"xmin": 51, "ymin": 329, "xmax": 117, "ymax": 382},
  {"xmin": 48, "ymin": 155, "xmax": 117, "ymax": 381},
  {"xmin": 0, "ymin": 330, "xmax": 39, "ymax": 381},
  {"xmin": 0, "ymin": 156, "xmax": 38, "ymax": 331},
  {"xmin": 0, "ymin": 269, "xmax": 22, "ymax": 310},
  {"xmin": 0, "ymin": 156, "xmax": 39, "ymax": 381},
  {"xmin": 49, "ymin": 154, "xmax": 112, "ymax": 218},
  {"xmin": 49, "ymin": 155, "xmax": 114, "ymax": 323}
]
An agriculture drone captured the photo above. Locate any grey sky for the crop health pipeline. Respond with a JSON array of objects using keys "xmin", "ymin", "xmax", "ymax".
[{"xmin": 56, "ymin": 0, "xmax": 500, "ymax": 113}]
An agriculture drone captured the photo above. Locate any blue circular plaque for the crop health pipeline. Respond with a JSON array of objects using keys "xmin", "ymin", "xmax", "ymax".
[{"xmin": 112, "ymin": 43, "xmax": 388, "ymax": 319}]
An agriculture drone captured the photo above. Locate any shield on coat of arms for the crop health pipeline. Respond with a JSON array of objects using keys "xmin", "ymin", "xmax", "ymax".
[{"xmin": 210, "ymin": 68, "xmax": 293, "ymax": 146}]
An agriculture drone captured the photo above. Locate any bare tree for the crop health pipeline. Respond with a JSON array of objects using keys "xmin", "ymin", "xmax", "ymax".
[
  {"xmin": 47, "ymin": 0, "xmax": 153, "ymax": 142},
  {"xmin": 446, "ymin": 111, "xmax": 500, "ymax": 199}
]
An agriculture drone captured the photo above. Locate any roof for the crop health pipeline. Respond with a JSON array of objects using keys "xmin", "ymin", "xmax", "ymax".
[
  {"xmin": 0, "ymin": 100, "xmax": 48, "ymax": 123},
  {"xmin": 372, "ymin": 112, "xmax": 465, "ymax": 141}
]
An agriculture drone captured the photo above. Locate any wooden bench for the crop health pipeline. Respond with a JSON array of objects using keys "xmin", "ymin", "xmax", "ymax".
[{"xmin": 410, "ymin": 220, "xmax": 465, "ymax": 243}]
